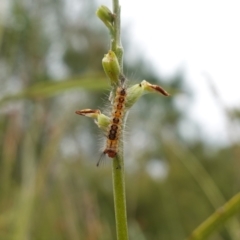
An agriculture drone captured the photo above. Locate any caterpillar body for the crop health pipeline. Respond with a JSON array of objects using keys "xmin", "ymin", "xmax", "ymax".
[{"xmin": 97, "ymin": 86, "xmax": 127, "ymax": 166}]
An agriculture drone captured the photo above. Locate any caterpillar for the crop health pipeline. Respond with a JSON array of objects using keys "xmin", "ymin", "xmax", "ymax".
[{"xmin": 97, "ymin": 85, "xmax": 127, "ymax": 166}]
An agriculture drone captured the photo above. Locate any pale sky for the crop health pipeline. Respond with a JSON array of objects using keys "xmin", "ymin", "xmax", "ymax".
[{"xmin": 100, "ymin": 0, "xmax": 240, "ymax": 144}]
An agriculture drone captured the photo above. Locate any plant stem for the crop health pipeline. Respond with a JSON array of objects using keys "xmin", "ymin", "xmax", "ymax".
[
  {"xmin": 111, "ymin": 0, "xmax": 124, "ymax": 72},
  {"xmin": 112, "ymin": 152, "xmax": 128, "ymax": 240},
  {"xmin": 188, "ymin": 192, "xmax": 240, "ymax": 240},
  {"xmin": 111, "ymin": 1, "xmax": 129, "ymax": 240}
]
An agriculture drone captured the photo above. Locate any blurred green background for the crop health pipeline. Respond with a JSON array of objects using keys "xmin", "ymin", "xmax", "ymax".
[{"xmin": 0, "ymin": 1, "xmax": 240, "ymax": 240}]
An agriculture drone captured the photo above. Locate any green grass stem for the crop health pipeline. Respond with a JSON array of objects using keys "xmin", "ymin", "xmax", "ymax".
[
  {"xmin": 111, "ymin": 0, "xmax": 129, "ymax": 239},
  {"xmin": 188, "ymin": 192, "xmax": 240, "ymax": 240},
  {"xmin": 112, "ymin": 154, "xmax": 128, "ymax": 240}
]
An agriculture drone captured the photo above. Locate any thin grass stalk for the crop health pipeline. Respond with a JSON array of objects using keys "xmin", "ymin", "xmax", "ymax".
[
  {"xmin": 188, "ymin": 192, "xmax": 240, "ymax": 240},
  {"xmin": 162, "ymin": 138, "xmax": 240, "ymax": 239}
]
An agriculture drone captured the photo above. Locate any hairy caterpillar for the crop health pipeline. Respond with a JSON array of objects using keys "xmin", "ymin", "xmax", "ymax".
[
  {"xmin": 75, "ymin": 74, "xmax": 169, "ymax": 167},
  {"xmin": 97, "ymin": 84, "xmax": 127, "ymax": 166}
]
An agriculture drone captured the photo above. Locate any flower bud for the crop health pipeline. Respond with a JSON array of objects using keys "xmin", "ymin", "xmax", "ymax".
[
  {"xmin": 125, "ymin": 80, "xmax": 169, "ymax": 109},
  {"xmin": 97, "ymin": 112, "xmax": 110, "ymax": 130},
  {"xmin": 75, "ymin": 109, "xmax": 110, "ymax": 131},
  {"xmin": 125, "ymin": 83, "xmax": 144, "ymax": 109},
  {"xmin": 141, "ymin": 80, "xmax": 169, "ymax": 96},
  {"xmin": 102, "ymin": 50, "xmax": 120, "ymax": 85},
  {"xmin": 96, "ymin": 5, "xmax": 114, "ymax": 30}
]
